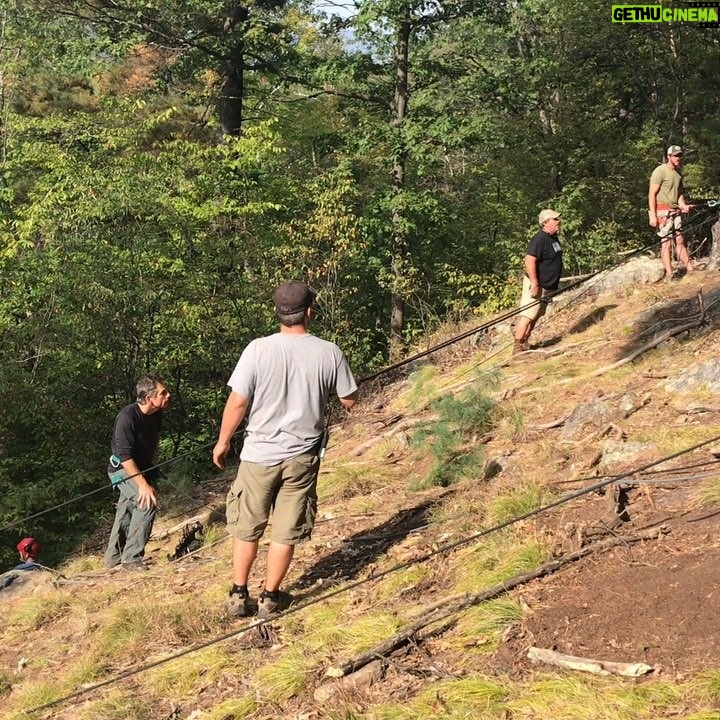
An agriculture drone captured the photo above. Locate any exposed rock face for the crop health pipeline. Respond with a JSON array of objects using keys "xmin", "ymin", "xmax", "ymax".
[
  {"xmin": 585, "ymin": 256, "xmax": 666, "ymax": 296},
  {"xmin": 707, "ymin": 219, "xmax": 720, "ymax": 272},
  {"xmin": 664, "ymin": 358, "xmax": 720, "ymax": 395},
  {"xmin": 561, "ymin": 393, "xmax": 645, "ymax": 441},
  {"xmin": 600, "ymin": 440, "xmax": 655, "ymax": 469}
]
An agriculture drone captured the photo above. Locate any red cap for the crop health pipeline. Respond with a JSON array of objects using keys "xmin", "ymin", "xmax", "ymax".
[{"xmin": 17, "ymin": 537, "xmax": 41, "ymax": 560}]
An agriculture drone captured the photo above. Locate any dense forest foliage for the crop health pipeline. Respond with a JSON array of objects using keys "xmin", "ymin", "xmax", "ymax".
[{"xmin": 1, "ymin": 0, "xmax": 718, "ymax": 566}]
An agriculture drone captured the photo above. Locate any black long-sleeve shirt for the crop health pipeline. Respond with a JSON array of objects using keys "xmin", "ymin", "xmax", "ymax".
[{"xmin": 107, "ymin": 403, "xmax": 162, "ymax": 482}]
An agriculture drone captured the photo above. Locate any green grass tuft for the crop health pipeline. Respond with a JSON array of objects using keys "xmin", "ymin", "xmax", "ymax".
[
  {"xmin": 205, "ymin": 697, "xmax": 258, "ymax": 719},
  {"xmin": 405, "ymin": 364, "xmax": 440, "ymax": 412},
  {"xmin": 145, "ymin": 646, "xmax": 232, "ymax": 697},
  {"xmin": 452, "ymin": 536, "xmax": 549, "ymax": 594},
  {"xmin": 76, "ymin": 690, "xmax": 158, "ymax": 720},
  {"xmin": 254, "ymin": 648, "xmax": 314, "ymax": 702},
  {"xmin": 340, "ymin": 613, "xmax": 406, "ymax": 655},
  {"xmin": 486, "ymin": 481, "xmax": 548, "ymax": 525},
  {"xmin": 507, "ymin": 675, "xmax": 676, "ymax": 719},
  {"xmin": 373, "ymin": 676, "xmax": 508, "ymax": 719}
]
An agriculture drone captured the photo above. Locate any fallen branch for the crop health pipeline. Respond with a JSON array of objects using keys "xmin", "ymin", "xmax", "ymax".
[
  {"xmin": 315, "ymin": 660, "xmax": 384, "ymax": 702},
  {"xmin": 325, "ymin": 526, "xmax": 668, "ymax": 678},
  {"xmin": 527, "ymin": 646, "xmax": 653, "ymax": 677},
  {"xmin": 349, "ymin": 417, "xmax": 433, "ymax": 457},
  {"xmin": 527, "ymin": 414, "xmax": 570, "ymax": 431},
  {"xmin": 152, "ymin": 514, "xmax": 207, "ymax": 540},
  {"xmin": 584, "ymin": 314, "xmax": 703, "ymax": 378}
]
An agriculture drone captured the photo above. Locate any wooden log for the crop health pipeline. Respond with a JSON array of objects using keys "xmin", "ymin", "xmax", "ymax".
[
  {"xmin": 315, "ymin": 660, "xmax": 384, "ymax": 701},
  {"xmin": 527, "ymin": 646, "xmax": 653, "ymax": 677}
]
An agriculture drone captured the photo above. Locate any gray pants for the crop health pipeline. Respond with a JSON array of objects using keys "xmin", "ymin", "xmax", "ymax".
[{"xmin": 104, "ymin": 472, "xmax": 157, "ymax": 567}]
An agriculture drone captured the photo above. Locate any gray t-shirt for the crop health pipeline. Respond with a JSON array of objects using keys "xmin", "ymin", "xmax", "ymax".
[{"xmin": 228, "ymin": 332, "xmax": 357, "ymax": 465}]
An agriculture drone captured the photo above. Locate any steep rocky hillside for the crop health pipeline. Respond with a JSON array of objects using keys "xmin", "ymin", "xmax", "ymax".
[{"xmin": 4, "ymin": 262, "xmax": 720, "ymax": 720}]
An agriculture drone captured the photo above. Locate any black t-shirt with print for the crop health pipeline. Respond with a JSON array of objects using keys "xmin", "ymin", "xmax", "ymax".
[{"xmin": 527, "ymin": 230, "xmax": 563, "ymax": 290}]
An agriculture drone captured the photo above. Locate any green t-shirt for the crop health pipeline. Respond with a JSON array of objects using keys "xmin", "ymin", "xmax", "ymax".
[{"xmin": 650, "ymin": 163, "xmax": 683, "ymax": 207}]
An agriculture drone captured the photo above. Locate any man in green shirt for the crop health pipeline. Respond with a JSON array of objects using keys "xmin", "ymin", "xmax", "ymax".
[{"xmin": 648, "ymin": 144, "xmax": 692, "ymax": 280}]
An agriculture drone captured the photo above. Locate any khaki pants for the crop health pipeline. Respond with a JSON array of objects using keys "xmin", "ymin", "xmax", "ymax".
[
  {"xmin": 226, "ymin": 453, "xmax": 319, "ymax": 545},
  {"xmin": 518, "ymin": 276, "xmax": 549, "ymax": 322},
  {"xmin": 105, "ymin": 472, "xmax": 157, "ymax": 567}
]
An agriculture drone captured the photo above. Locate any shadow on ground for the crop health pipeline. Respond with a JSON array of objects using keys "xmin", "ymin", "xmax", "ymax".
[
  {"xmin": 567, "ymin": 305, "xmax": 617, "ymax": 335},
  {"xmin": 613, "ymin": 292, "xmax": 710, "ymax": 360},
  {"xmin": 291, "ymin": 495, "xmax": 450, "ymax": 591}
]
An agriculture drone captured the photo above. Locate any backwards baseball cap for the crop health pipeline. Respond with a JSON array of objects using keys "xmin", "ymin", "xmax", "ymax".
[
  {"xmin": 538, "ymin": 208, "xmax": 561, "ymax": 226},
  {"xmin": 667, "ymin": 145, "xmax": 683, "ymax": 156},
  {"xmin": 274, "ymin": 281, "xmax": 316, "ymax": 314},
  {"xmin": 17, "ymin": 537, "xmax": 41, "ymax": 559}
]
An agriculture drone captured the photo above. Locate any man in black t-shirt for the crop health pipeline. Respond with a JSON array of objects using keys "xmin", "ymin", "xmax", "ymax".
[
  {"xmin": 104, "ymin": 375, "xmax": 171, "ymax": 570},
  {"xmin": 513, "ymin": 209, "xmax": 563, "ymax": 355}
]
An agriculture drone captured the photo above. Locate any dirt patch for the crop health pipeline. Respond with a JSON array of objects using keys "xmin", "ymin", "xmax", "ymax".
[{"xmin": 501, "ymin": 487, "xmax": 720, "ymax": 677}]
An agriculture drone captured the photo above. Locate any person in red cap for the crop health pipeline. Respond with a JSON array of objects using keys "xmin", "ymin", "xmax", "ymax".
[
  {"xmin": 0, "ymin": 537, "xmax": 44, "ymax": 591},
  {"xmin": 15, "ymin": 537, "xmax": 42, "ymax": 571},
  {"xmin": 648, "ymin": 145, "xmax": 693, "ymax": 280},
  {"xmin": 213, "ymin": 280, "xmax": 358, "ymax": 617}
]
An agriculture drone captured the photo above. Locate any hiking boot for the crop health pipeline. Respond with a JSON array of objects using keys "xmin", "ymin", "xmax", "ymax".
[
  {"xmin": 257, "ymin": 589, "xmax": 294, "ymax": 617},
  {"xmin": 225, "ymin": 588, "xmax": 256, "ymax": 618},
  {"xmin": 512, "ymin": 340, "xmax": 526, "ymax": 356},
  {"xmin": 121, "ymin": 560, "xmax": 148, "ymax": 572}
]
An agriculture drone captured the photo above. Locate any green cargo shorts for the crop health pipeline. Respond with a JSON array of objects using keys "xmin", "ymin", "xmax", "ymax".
[{"xmin": 226, "ymin": 452, "xmax": 319, "ymax": 545}]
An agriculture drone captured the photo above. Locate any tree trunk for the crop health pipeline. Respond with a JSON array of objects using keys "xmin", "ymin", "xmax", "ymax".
[
  {"xmin": 389, "ymin": 9, "xmax": 410, "ymax": 360},
  {"xmin": 218, "ymin": 3, "xmax": 248, "ymax": 136},
  {"xmin": 707, "ymin": 218, "xmax": 720, "ymax": 271}
]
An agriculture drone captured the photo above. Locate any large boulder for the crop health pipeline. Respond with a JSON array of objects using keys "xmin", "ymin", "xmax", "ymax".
[
  {"xmin": 583, "ymin": 256, "xmax": 666, "ymax": 296},
  {"xmin": 562, "ymin": 393, "xmax": 645, "ymax": 441}
]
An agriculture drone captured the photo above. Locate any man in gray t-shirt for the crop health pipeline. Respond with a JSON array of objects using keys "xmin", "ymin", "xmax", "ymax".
[{"xmin": 213, "ymin": 281, "xmax": 358, "ymax": 617}]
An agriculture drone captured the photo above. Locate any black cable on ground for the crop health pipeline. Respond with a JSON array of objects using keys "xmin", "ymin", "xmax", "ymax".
[
  {"xmin": 554, "ymin": 457, "xmax": 720, "ymax": 485},
  {"xmin": 27, "ymin": 430, "xmax": 720, "ymax": 715}
]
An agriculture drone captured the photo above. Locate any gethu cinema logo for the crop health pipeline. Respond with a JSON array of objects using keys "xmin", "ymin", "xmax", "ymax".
[{"xmin": 612, "ymin": 4, "xmax": 719, "ymax": 23}]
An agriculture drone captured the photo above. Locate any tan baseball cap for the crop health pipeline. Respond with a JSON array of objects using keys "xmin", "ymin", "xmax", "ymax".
[
  {"xmin": 667, "ymin": 145, "xmax": 683, "ymax": 156},
  {"xmin": 538, "ymin": 209, "xmax": 560, "ymax": 226}
]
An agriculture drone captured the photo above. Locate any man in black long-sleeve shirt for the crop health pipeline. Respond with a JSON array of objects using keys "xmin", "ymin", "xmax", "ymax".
[{"xmin": 104, "ymin": 376, "xmax": 171, "ymax": 570}]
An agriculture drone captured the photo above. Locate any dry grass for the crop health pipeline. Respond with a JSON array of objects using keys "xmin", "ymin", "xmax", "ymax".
[
  {"xmin": 318, "ymin": 462, "xmax": 394, "ymax": 503},
  {"xmin": 4, "ymin": 589, "xmax": 72, "ymax": 631},
  {"xmin": 506, "ymin": 675, "xmax": 681, "ymax": 720}
]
